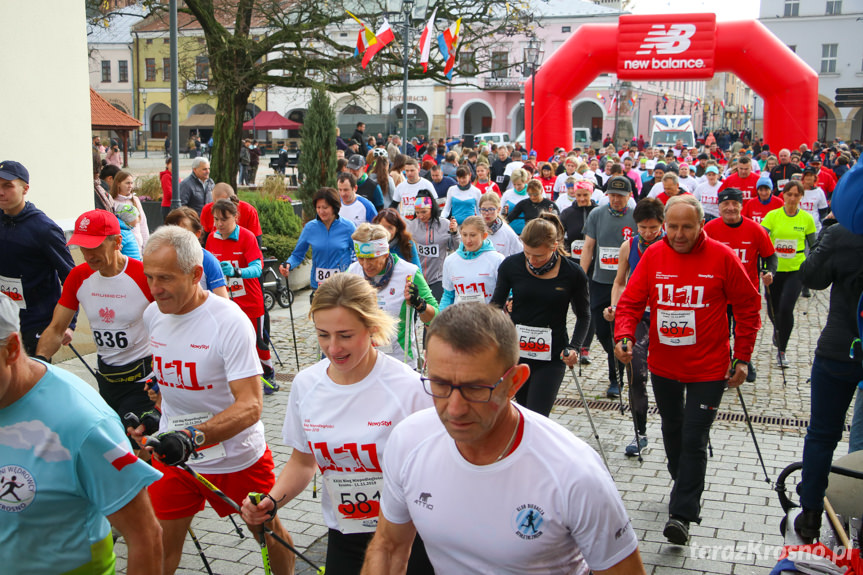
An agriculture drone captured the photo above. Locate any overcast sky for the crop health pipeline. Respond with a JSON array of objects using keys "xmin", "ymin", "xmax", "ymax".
[{"xmin": 630, "ymin": 0, "xmax": 760, "ymax": 21}]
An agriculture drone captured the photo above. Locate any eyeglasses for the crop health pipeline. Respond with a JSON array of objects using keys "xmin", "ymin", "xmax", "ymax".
[
  {"xmin": 420, "ymin": 365, "xmax": 516, "ymax": 403},
  {"xmin": 479, "ymin": 207, "xmax": 497, "ymax": 214}
]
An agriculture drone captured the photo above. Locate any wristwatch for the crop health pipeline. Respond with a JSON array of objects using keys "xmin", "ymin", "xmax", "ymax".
[{"xmin": 185, "ymin": 426, "xmax": 206, "ymax": 447}]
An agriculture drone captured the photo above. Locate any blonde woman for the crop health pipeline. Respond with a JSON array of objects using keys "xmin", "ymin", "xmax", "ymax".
[
  {"xmin": 240, "ymin": 274, "xmax": 434, "ymax": 574},
  {"xmin": 347, "ymin": 223, "xmax": 437, "ymax": 369}
]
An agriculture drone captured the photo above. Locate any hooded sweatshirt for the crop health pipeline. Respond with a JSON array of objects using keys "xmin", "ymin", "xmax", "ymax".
[
  {"xmin": 440, "ymin": 238, "xmax": 505, "ymax": 310},
  {"xmin": 0, "ymin": 202, "xmax": 76, "ymax": 334},
  {"xmin": 116, "ymin": 216, "xmax": 142, "ymax": 260}
]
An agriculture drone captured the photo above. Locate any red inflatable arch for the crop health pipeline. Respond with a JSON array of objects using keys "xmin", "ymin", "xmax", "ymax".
[{"xmin": 526, "ymin": 14, "xmax": 818, "ymax": 158}]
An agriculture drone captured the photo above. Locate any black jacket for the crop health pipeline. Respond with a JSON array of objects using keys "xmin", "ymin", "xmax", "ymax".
[{"xmin": 800, "ymin": 222, "xmax": 863, "ymax": 362}]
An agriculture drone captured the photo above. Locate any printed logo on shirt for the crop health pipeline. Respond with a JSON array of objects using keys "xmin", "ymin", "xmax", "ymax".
[
  {"xmin": 414, "ymin": 492, "xmax": 434, "ymax": 510},
  {"xmin": 99, "ymin": 307, "xmax": 115, "ymax": 324},
  {"xmin": 103, "ymin": 442, "xmax": 138, "ymax": 471},
  {"xmin": 0, "ymin": 465, "xmax": 36, "ymax": 513},
  {"xmin": 615, "ymin": 519, "xmax": 633, "ymax": 540},
  {"xmin": 512, "ymin": 503, "xmax": 545, "ymax": 540},
  {"xmin": 621, "ymin": 227, "xmax": 633, "ymax": 240},
  {"xmin": 367, "ymin": 420, "xmax": 392, "ymax": 427},
  {"xmin": 655, "ymin": 272, "xmax": 678, "ymax": 280}
]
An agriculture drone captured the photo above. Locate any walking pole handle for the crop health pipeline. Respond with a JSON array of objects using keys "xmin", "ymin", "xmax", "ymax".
[{"xmin": 621, "ymin": 338, "xmax": 629, "ymax": 353}]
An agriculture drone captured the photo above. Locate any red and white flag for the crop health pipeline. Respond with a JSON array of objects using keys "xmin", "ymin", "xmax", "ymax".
[
  {"xmin": 418, "ymin": 7, "xmax": 437, "ymax": 73},
  {"xmin": 103, "ymin": 442, "xmax": 138, "ymax": 471},
  {"xmin": 362, "ymin": 19, "xmax": 396, "ymax": 69}
]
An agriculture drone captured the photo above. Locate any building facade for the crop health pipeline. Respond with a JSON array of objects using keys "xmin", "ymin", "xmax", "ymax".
[{"xmin": 759, "ymin": 0, "xmax": 863, "ymax": 142}]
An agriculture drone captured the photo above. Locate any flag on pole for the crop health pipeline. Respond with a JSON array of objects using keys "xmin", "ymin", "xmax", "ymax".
[
  {"xmin": 607, "ymin": 93, "xmax": 617, "ymax": 113},
  {"xmin": 418, "ymin": 7, "xmax": 438, "ymax": 73},
  {"xmin": 662, "ymin": 93, "xmax": 669, "ymax": 104},
  {"xmin": 361, "ymin": 19, "xmax": 396, "ymax": 68},
  {"xmin": 741, "ymin": 104, "xmax": 748, "ymax": 114},
  {"xmin": 628, "ymin": 93, "xmax": 637, "ymax": 107},
  {"xmin": 597, "ymin": 92, "xmax": 606, "ymax": 104},
  {"xmin": 347, "ymin": 10, "xmax": 376, "ymax": 59},
  {"xmin": 695, "ymin": 97, "xmax": 702, "ymax": 108},
  {"xmin": 437, "ymin": 18, "xmax": 461, "ymax": 79},
  {"xmin": 720, "ymin": 99, "xmax": 726, "ymax": 109}
]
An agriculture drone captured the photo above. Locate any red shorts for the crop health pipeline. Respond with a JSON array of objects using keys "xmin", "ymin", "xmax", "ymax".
[{"xmin": 149, "ymin": 448, "xmax": 275, "ymax": 520}]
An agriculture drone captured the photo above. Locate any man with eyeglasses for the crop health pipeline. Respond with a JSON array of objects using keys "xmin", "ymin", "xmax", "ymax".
[{"xmin": 361, "ymin": 303, "xmax": 644, "ymax": 575}]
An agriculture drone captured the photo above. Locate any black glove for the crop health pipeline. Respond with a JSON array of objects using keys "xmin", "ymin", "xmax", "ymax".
[
  {"xmin": 123, "ymin": 410, "xmax": 162, "ymax": 436},
  {"xmin": 407, "ymin": 283, "xmax": 427, "ymax": 311},
  {"xmin": 146, "ymin": 430, "xmax": 196, "ymax": 466}
]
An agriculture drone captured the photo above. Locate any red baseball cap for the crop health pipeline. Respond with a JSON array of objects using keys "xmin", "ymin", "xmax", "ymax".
[{"xmin": 67, "ymin": 210, "xmax": 121, "ymax": 248}]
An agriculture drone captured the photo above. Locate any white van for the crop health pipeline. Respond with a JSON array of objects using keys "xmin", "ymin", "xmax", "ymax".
[{"xmin": 474, "ymin": 132, "xmax": 511, "ymax": 145}]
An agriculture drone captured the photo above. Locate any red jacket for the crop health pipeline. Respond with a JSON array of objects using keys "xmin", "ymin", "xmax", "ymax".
[
  {"xmin": 704, "ymin": 217, "xmax": 775, "ymax": 287},
  {"xmin": 614, "ymin": 231, "xmax": 761, "ymax": 382},
  {"xmin": 201, "ymin": 200, "xmax": 263, "ymax": 237},
  {"xmin": 160, "ymin": 169, "xmax": 173, "ymax": 207},
  {"xmin": 742, "ymin": 195, "xmax": 784, "ymax": 224}
]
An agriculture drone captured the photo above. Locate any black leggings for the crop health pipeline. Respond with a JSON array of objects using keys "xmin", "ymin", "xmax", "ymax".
[
  {"xmin": 589, "ymin": 281, "xmax": 616, "ymax": 384},
  {"xmin": 629, "ymin": 317, "xmax": 650, "ymax": 435},
  {"xmin": 766, "ymin": 270, "xmax": 803, "ymax": 352},
  {"xmin": 515, "ymin": 358, "xmax": 567, "ymax": 417},
  {"xmin": 324, "ymin": 529, "xmax": 434, "ymax": 575}
]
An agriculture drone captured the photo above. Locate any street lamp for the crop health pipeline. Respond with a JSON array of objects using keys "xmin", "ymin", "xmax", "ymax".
[
  {"xmin": 400, "ymin": 0, "xmax": 414, "ymax": 155},
  {"xmin": 142, "ymin": 90, "xmax": 148, "ymax": 159},
  {"xmin": 523, "ymin": 36, "xmax": 543, "ymax": 153}
]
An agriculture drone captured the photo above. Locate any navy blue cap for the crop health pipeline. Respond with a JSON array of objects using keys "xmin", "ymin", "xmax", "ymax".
[{"xmin": 0, "ymin": 160, "xmax": 29, "ymax": 184}]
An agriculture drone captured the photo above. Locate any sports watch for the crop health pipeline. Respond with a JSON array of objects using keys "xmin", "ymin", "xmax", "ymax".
[{"xmin": 185, "ymin": 427, "xmax": 206, "ymax": 447}]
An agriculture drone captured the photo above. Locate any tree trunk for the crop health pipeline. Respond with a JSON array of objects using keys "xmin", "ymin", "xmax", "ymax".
[{"xmin": 211, "ymin": 89, "xmax": 251, "ymax": 189}]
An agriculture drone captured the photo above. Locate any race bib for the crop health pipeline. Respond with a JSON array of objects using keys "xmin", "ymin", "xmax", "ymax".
[
  {"xmin": 777, "ymin": 179, "xmax": 789, "ymax": 191},
  {"xmin": 456, "ymin": 292, "xmax": 485, "ymax": 304},
  {"xmin": 656, "ymin": 308, "xmax": 696, "ymax": 346},
  {"xmin": 517, "ymin": 324, "xmax": 552, "ymax": 361},
  {"xmin": 227, "ymin": 277, "xmax": 246, "ymax": 297},
  {"xmin": 316, "ymin": 268, "xmax": 339, "ymax": 283},
  {"xmin": 570, "ymin": 239, "xmax": 585, "ymax": 259},
  {"xmin": 417, "ymin": 244, "xmax": 439, "ymax": 258},
  {"xmin": 0, "ymin": 275, "xmax": 25, "ymax": 309},
  {"xmin": 774, "ymin": 239, "xmax": 798, "ymax": 259},
  {"xmin": 598, "ymin": 246, "xmax": 619, "ymax": 271},
  {"xmin": 166, "ymin": 412, "xmax": 226, "ymax": 463},
  {"xmin": 325, "ymin": 472, "xmax": 384, "ymax": 534},
  {"xmin": 401, "ymin": 201, "xmax": 415, "ymax": 219}
]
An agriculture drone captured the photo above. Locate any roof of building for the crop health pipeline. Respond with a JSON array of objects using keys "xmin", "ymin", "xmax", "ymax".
[
  {"xmin": 87, "ymin": 3, "xmax": 149, "ymax": 44},
  {"xmin": 532, "ymin": 0, "xmax": 622, "ymax": 18},
  {"xmin": 91, "ymin": 88, "xmax": 142, "ymax": 130}
]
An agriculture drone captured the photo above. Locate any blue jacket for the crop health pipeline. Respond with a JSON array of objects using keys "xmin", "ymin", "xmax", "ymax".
[
  {"xmin": 286, "ymin": 216, "xmax": 357, "ymax": 289},
  {"xmin": 116, "ymin": 217, "xmax": 142, "ymax": 260},
  {"xmin": 0, "ymin": 202, "xmax": 76, "ymax": 334}
]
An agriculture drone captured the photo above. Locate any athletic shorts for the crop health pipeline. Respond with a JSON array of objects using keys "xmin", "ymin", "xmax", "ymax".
[{"xmin": 149, "ymin": 447, "xmax": 275, "ymax": 520}]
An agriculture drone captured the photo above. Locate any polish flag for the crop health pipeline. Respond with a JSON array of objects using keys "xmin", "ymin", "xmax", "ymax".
[
  {"xmin": 362, "ymin": 19, "xmax": 396, "ymax": 69},
  {"xmin": 418, "ymin": 7, "xmax": 438, "ymax": 73},
  {"xmin": 103, "ymin": 442, "xmax": 138, "ymax": 471}
]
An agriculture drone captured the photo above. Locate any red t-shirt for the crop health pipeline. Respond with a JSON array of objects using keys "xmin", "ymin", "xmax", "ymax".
[
  {"xmin": 741, "ymin": 195, "xmax": 784, "ymax": 224},
  {"xmin": 475, "ymin": 181, "xmax": 501, "ymax": 197},
  {"xmin": 704, "ymin": 217, "xmax": 775, "ymax": 287},
  {"xmin": 205, "ymin": 226, "xmax": 264, "ymax": 319},
  {"xmin": 537, "ymin": 176, "xmax": 556, "ymax": 200},
  {"xmin": 656, "ymin": 191, "xmax": 692, "ymax": 205},
  {"xmin": 160, "ymin": 170, "xmax": 173, "ymax": 207},
  {"xmin": 201, "ymin": 201, "xmax": 263, "ymax": 237},
  {"xmin": 719, "ymin": 172, "xmax": 760, "ymax": 201}
]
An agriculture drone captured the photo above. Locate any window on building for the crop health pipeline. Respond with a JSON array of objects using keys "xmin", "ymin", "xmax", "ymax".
[
  {"xmin": 118, "ymin": 60, "xmax": 128, "ymax": 83},
  {"xmin": 826, "ymin": 1, "xmax": 842, "ymax": 14},
  {"xmin": 459, "ymin": 51, "xmax": 477, "ymax": 76},
  {"xmin": 145, "ymin": 58, "xmax": 156, "ymax": 81},
  {"xmin": 821, "ymin": 43, "xmax": 838, "ymax": 73},
  {"xmin": 783, "ymin": 0, "xmax": 799, "ymax": 16},
  {"xmin": 491, "ymin": 51, "xmax": 508, "ymax": 79},
  {"xmin": 101, "ymin": 61, "xmax": 111, "ymax": 83},
  {"xmin": 163, "ymin": 38, "xmax": 169, "ymax": 44},
  {"xmin": 195, "ymin": 55, "xmax": 209, "ymax": 81},
  {"xmin": 151, "ymin": 113, "xmax": 170, "ymax": 139},
  {"xmin": 146, "ymin": 38, "xmax": 153, "ymax": 45},
  {"xmin": 162, "ymin": 58, "xmax": 170, "ymax": 81},
  {"xmin": 561, "ymin": 26, "xmax": 571, "ymax": 33}
]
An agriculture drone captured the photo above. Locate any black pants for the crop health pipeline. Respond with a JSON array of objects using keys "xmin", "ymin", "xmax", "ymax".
[
  {"xmin": 629, "ymin": 317, "xmax": 650, "ymax": 435},
  {"xmin": 766, "ymin": 270, "xmax": 803, "ymax": 352},
  {"xmin": 589, "ymin": 280, "xmax": 616, "ymax": 384},
  {"xmin": 324, "ymin": 528, "xmax": 434, "ymax": 575},
  {"xmin": 21, "ymin": 329, "xmax": 42, "ymax": 358},
  {"xmin": 515, "ymin": 358, "xmax": 566, "ymax": 417},
  {"xmin": 160, "ymin": 205, "xmax": 172, "ymax": 223},
  {"xmin": 651, "ymin": 374, "xmax": 726, "ymax": 524}
]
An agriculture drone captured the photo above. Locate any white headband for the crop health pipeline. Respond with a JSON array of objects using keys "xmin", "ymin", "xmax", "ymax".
[{"xmin": 354, "ymin": 238, "xmax": 390, "ymax": 259}]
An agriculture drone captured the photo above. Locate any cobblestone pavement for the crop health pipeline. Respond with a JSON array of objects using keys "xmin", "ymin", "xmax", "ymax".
[{"xmin": 56, "ymin": 286, "xmax": 854, "ymax": 574}]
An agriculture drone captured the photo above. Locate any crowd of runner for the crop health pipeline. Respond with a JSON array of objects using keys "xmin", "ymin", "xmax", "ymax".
[{"xmin": 1, "ymin": 130, "xmax": 862, "ymax": 573}]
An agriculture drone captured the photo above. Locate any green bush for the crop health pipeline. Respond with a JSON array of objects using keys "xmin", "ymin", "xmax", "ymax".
[
  {"xmin": 240, "ymin": 193, "xmax": 302, "ymax": 237},
  {"xmin": 261, "ymin": 233, "xmax": 300, "ymax": 264},
  {"xmin": 136, "ymin": 175, "xmax": 162, "ymax": 202}
]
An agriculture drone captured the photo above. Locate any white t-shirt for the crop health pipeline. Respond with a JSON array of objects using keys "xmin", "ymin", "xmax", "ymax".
[
  {"xmin": 144, "ymin": 294, "xmax": 266, "ymax": 474},
  {"xmin": 552, "ymin": 172, "xmax": 579, "ymax": 195},
  {"xmin": 381, "ymin": 406, "xmax": 639, "ymax": 574},
  {"xmin": 800, "ymin": 187, "xmax": 828, "ymax": 232},
  {"xmin": 678, "ymin": 175, "xmax": 698, "ymax": 193},
  {"xmin": 340, "ymin": 195, "xmax": 376, "ymax": 227},
  {"xmin": 282, "ymin": 352, "xmax": 432, "ymax": 532},
  {"xmin": 555, "ymin": 194, "xmax": 578, "ymax": 213},
  {"xmin": 694, "ymin": 180, "xmax": 722, "ymax": 219},
  {"xmin": 58, "ymin": 258, "xmax": 153, "ymax": 367},
  {"xmin": 393, "ymin": 179, "xmax": 437, "ymax": 220},
  {"xmin": 488, "ymin": 221, "xmax": 523, "ymax": 257},
  {"xmin": 440, "ymin": 185, "xmax": 482, "ymax": 222},
  {"xmin": 502, "ymin": 161, "xmax": 525, "ymax": 191},
  {"xmin": 441, "ymin": 249, "xmax": 505, "ymax": 305}
]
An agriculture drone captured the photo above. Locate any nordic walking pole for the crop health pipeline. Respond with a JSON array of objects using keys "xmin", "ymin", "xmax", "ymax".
[
  {"xmin": 736, "ymin": 387, "xmax": 771, "ymax": 484},
  {"xmin": 187, "ymin": 527, "xmax": 215, "ymax": 575},
  {"xmin": 621, "ymin": 339, "xmax": 643, "ymax": 463},
  {"xmin": 248, "ymin": 493, "xmax": 273, "ymax": 575},
  {"xmin": 764, "ymin": 284, "xmax": 787, "ymax": 387},
  {"xmin": 563, "ymin": 349, "xmax": 609, "ymax": 469},
  {"xmin": 264, "ymin": 328, "xmax": 284, "ymax": 367},
  {"xmin": 228, "ymin": 514, "xmax": 246, "ymax": 539},
  {"xmin": 286, "ymin": 290, "xmax": 300, "ymax": 371},
  {"xmin": 67, "ymin": 343, "xmax": 98, "ymax": 379}
]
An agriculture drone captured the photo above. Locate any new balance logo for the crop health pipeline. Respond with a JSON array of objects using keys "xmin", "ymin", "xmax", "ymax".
[{"xmin": 636, "ymin": 24, "xmax": 696, "ymax": 55}]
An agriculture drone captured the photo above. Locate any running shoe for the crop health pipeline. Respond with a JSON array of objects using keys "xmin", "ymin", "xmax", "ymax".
[
  {"xmin": 262, "ymin": 376, "xmax": 280, "ymax": 395},
  {"xmin": 746, "ymin": 362, "xmax": 757, "ymax": 383},
  {"xmin": 579, "ymin": 348, "xmax": 591, "ymax": 365},
  {"xmin": 606, "ymin": 382, "xmax": 620, "ymax": 398},
  {"xmin": 624, "ymin": 435, "xmax": 648, "ymax": 456},
  {"xmin": 663, "ymin": 517, "xmax": 690, "ymax": 545},
  {"xmin": 778, "ymin": 352, "xmax": 790, "ymax": 368}
]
